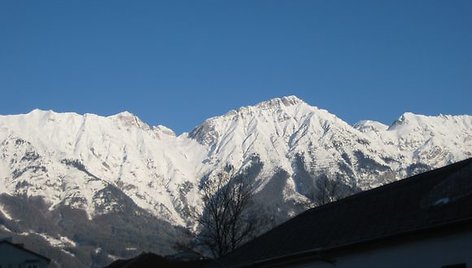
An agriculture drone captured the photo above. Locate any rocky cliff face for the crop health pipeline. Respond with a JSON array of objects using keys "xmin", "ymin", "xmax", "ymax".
[{"xmin": 0, "ymin": 96, "xmax": 471, "ymax": 267}]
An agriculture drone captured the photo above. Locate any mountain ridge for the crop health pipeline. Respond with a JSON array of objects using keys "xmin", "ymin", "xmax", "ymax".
[
  {"xmin": 0, "ymin": 96, "xmax": 471, "ymax": 267},
  {"xmin": 3, "ymin": 96, "xmax": 470, "ymax": 136}
]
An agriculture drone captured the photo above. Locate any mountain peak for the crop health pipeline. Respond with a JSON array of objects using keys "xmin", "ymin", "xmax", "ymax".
[
  {"xmin": 354, "ymin": 120, "xmax": 388, "ymax": 133},
  {"xmin": 29, "ymin": 108, "xmax": 52, "ymax": 114},
  {"xmin": 27, "ymin": 108, "xmax": 58, "ymax": 117},
  {"xmin": 398, "ymin": 112, "xmax": 418, "ymax": 121},
  {"xmin": 201, "ymin": 96, "xmax": 309, "ymax": 124},
  {"xmin": 220, "ymin": 95, "xmax": 309, "ymax": 118},
  {"xmin": 107, "ymin": 111, "xmax": 153, "ymax": 130},
  {"xmin": 154, "ymin": 125, "xmax": 176, "ymax": 137},
  {"xmin": 109, "ymin": 111, "xmax": 136, "ymax": 118},
  {"xmin": 253, "ymin": 95, "xmax": 305, "ymax": 110}
]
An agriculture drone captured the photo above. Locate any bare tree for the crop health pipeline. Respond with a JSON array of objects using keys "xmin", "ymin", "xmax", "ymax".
[
  {"xmin": 314, "ymin": 175, "xmax": 358, "ymax": 206},
  {"xmin": 196, "ymin": 167, "xmax": 259, "ymax": 258}
]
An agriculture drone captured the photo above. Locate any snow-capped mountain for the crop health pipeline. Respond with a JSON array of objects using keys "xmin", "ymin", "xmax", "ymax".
[{"xmin": 0, "ymin": 96, "xmax": 471, "ymax": 267}]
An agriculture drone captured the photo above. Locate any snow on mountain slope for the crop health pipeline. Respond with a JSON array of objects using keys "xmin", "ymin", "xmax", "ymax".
[
  {"xmin": 1, "ymin": 97, "xmax": 471, "ymax": 222},
  {"xmin": 0, "ymin": 96, "xmax": 471, "ymax": 266},
  {"xmin": 0, "ymin": 109, "xmax": 207, "ymax": 226},
  {"xmin": 355, "ymin": 113, "xmax": 472, "ymax": 172},
  {"xmin": 190, "ymin": 96, "xmax": 471, "ymax": 193}
]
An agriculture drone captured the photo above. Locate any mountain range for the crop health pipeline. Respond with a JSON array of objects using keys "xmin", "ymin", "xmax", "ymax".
[{"xmin": 0, "ymin": 96, "xmax": 471, "ymax": 267}]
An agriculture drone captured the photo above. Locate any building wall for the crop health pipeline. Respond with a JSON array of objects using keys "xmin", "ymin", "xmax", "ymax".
[
  {"xmin": 287, "ymin": 230, "xmax": 472, "ymax": 268},
  {"xmin": 0, "ymin": 243, "xmax": 49, "ymax": 268}
]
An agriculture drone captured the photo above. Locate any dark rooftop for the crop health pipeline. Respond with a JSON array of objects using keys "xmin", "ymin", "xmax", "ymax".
[
  {"xmin": 104, "ymin": 252, "xmax": 210, "ymax": 268},
  {"xmin": 0, "ymin": 240, "xmax": 51, "ymax": 263},
  {"xmin": 217, "ymin": 158, "xmax": 472, "ymax": 267}
]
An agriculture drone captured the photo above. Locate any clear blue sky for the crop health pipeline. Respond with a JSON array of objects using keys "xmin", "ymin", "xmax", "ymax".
[{"xmin": 1, "ymin": 0, "xmax": 471, "ymax": 134}]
